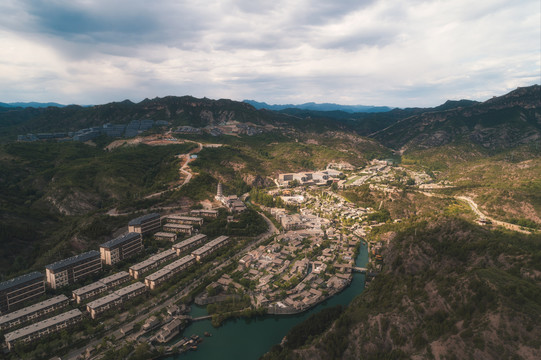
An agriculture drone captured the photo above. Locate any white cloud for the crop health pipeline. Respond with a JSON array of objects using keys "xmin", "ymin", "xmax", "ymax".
[{"xmin": 0, "ymin": 0, "xmax": 538, "ymax": 106}]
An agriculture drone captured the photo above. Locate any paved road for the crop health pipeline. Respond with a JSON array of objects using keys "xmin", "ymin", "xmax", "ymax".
[
  {"xmin": 416, "ymin": 191, "xmax": 533, "ymax": 234},
  {"xmin": 456, "ymin": 196, "xmax": 531, "ymax": 234}
]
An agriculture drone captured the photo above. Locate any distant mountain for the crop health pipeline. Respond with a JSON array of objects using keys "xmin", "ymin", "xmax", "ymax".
[
  {"xmin": 0, "ymin": 102, "xmax": 65, "ymax": 108},
  {"xmin": 372, "ymin": 85, "xmax": 541, "ymax": 152},
  {"xmin": 0, "ymin": 95, "xmax": 396, "ymax": 142},
  {"xmin": 243, "ymin": 100, "xmax": 393, "ymax": 113},
  {"xmin": 2, "ymin": 87, "xmax": 538, "ymax": 148}
]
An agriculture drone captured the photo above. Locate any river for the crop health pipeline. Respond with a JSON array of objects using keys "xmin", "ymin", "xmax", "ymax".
[{"xmin": 166, "ymin": 241, "xmax": 368, "ymax": 360}]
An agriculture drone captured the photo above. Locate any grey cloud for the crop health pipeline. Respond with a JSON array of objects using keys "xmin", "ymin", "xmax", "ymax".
[
  {"xmin": 318, "ymin": 29, "xmax": 399, "ymax": 51},
  {"xmin": 0, "ymin": 0, "xmax": 537, "ymax": 108},
  {"xmin": 19, "ymin": 0, "xmax": 211, "ymax": 47},
  {"xmin": 293, "ymin": 0, "xmax": 377, "ymax": 25}
]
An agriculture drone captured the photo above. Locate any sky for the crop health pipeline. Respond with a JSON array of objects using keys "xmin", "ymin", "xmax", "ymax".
[{"xmin": 0, "ymin": 0, "xmax": 539, "ymax": 108}]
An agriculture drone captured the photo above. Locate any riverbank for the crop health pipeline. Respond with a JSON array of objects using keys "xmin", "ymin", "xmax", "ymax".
[{"xmin": 164, "ymin": 241, "xmax": 368, "ymax": 360}]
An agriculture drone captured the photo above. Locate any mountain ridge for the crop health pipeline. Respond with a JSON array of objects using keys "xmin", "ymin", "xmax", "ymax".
[
  {"xmin": 373, "ymin": 85, "xmax": 541, "ymax": 152},
  {"xmin": 0, "ymin": 102, "xmax": 66, "ymax": 108},
  {"xmin": 244, "ymin": 99, "xmax": 393, "ymax": 113}
]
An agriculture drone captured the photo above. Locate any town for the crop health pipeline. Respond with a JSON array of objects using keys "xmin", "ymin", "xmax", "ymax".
[{"xmin": 0, "ymin": 159, "xmax": 438, "ymax": 359}]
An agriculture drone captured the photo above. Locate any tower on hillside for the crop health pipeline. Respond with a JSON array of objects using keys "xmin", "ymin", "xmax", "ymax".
[{"xmin": 216, "ymin": 182, "xmax": 223, "ymax": 200}]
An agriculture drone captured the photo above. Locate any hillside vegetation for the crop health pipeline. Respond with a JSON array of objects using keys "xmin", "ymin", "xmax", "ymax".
[
  {"xmin": 374, "ymin": 85, "xmax": 540, "ymax": 152},
  {"xmin": 400, "ymin": 142, "xmax": 541, "ymax": 226},
  {"xmin": 264, "ymin": 217, "xmax": 541, "ymax": 360},
  {"xmin": 0, "ymin": 141, "xmax": 194, "ymax": 277}
]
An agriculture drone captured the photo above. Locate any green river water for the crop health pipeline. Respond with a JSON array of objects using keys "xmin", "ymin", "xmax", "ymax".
[{"xmin": 166, "ymin": 241, "xmax": 368, "ymax": 360}]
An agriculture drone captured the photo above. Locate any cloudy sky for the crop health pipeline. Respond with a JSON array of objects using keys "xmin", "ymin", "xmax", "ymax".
[{"xmin": 0, "ymin": 0, "xmax": 539, "ymax": 107}]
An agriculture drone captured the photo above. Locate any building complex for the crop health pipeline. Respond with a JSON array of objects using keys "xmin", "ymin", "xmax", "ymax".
[
  {"xmin": 0, "ymin": 272, "xmax": 45, "ymax": 315},
  {"xmin": 277, "ymin": 169, "xmax": 343, "ymax": 187},
  {"xmin": 129, "ymin": 249, "xmax": 177, "ymax": 279},
  {"xmin": 0, "ymin": 295, "xmax": 69, "ymax": 332},
  {"xmin": 154, "ymin": 232, "xmax": 177, "ymax": 242},
  {"xmin": 45, "ymin": 251, "xmax": 102, "ymax": 289},
  {"xmin": 128, "ymin": 213, "xmax": 161, "ymax": 235},
  {"xmin": 166, "ymin": 215, "xmax": 204, "ymax": 226},
  {"xmin": 144, "ymin": 255, "xmax": 195, "ymax": 290},
  {"xmin": 4, "ymin": 309, "xmax": 83, "ymax": 350},
  {"xmin": 100, "ymin": 233, "xmax": 143, "ymax": 265},
  {"xmin": 172, "ymin": 234, "xmax": 208, "ymax": 256},
  {"xmin": 86, "ymin": 282, "xmax": 147, "ymax": 319},
  {"xmin": 190, "ymin": 209, "xmax": 219, "ymax": 218},
  {"xmin": 162, "ymin": 223, "xmax": 193, "ymax": 235},
  {"xmin": 191, "ymin": 236, "xmax": 230, "ymax": 261},
  {"xmin": 72, "ymin": 271, "xmax": 131, "ymax": 304},
  {"xmin": 215, "ymin": 183, "xmax": 247, "ymax": 213}
]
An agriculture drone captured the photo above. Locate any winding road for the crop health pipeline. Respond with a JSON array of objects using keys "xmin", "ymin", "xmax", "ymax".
[
  {"xmin": 145, "ymin": 141, "xmax": 203, "ymax": 199},
  {"xmin": 455, "ymin": 196, "xmax": 532, "ymax": 234},
  {"xmin": 107, "ymin": 141, "xmax": 223, "ymax": 217}
]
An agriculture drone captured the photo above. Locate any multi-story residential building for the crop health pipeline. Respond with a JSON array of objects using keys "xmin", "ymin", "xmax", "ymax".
[
  {"xmin": 86, "ymin": 282, "xmax": 147, "ymax": 319},
  {"xmin": 4, "ymin": 309, "xmax": 83, "ymax": 350},
  {"xmin": 144, "ymin": 255, "xmax": 195, "ymax": 290},
  {"xmin": 129, "ymin": 249, "xmax": 177, "ymax": 279},
  {"xmin": 162, "ymin": 223, "xmax": 193, "ymax": 235},
  {"xmin": 114, "ymin": 282, "xmax": 147, "ymax": 301},
  {"xmin": 191, "ymin": 236, "xmax": 230, "ymax": 261},
  {"xmin": 100, "ymin": 233, "xmax": 143, "ymax": 265},
  {"xmin": 128, "ymin": 213, "xmax": 161, "ymax": 235},
  {"xmin": 190, "ymin": 209, "xmax": 219, "ymax": 218},
  {"xmin": 0, "ymin": 295, "xmax": 69, "ymax": 332},
  {"xmin": 86, "ymin": 293, "xmax": 122, "ymax": 320},
  {"xmin": 45, "ymin": 251, "xmax": 102, "ymax": 289},
  {"xmin": 166, "ymin": 215, "xmax": 204, "ymax": 226},
  {"xmin": 100, "ymin": 271, "xmax": 131, "ymax": 289},
  {"xmin": 72, "ymin": 282, "xmax": 107, "ymax": 305},
  {"xmin": 72, "ymin": 271, "xmax": 130, "ymax": 304},
  {"xmin": 172, "ymin": 234, "xmax": 208, "ymax": 256},
  {"xmin": 154, "ymin": 232, "xmax": 177, "ymax": 242},
  {"xmin": 0, "ymin": 272, "xmax": 45, "ymax": 314}
]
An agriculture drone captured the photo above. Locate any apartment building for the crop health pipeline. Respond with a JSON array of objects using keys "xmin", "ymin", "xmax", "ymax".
[
  {"xmin": 100, "ymin": 233, "xmax": 143, "ymax": 265},
  {"xmin": 191, "ymin": 236, "xmax": 230, "ymax": 261},
  {"xmin": 162, "ymin": 223, "xmax": 193, "ymax": 235},
  {"xmin": 154, "ymin": 232, "xmax": 177, "ymax": 242},
  {"xmin": 144, "ymin": 255, "xmax": 195, "ymax": 290},
  {"xmin": 114, "ymin": 282, "xmax": 147, "ymax": 301},
  {"xmin": 190, "ymin": 209, "xmax": 219, "ymax": 218},
  {"xmin": 0, "ymin": 272, "xmax": 45, "ymax": 314},
  {"xmin": 86, "ymin": 282, "xmax": 147, "ymax": 319},
  {"xmin": 86, "ymin": 293, "xmax": 122, "ymax": 320},
  {"xmin": 100, "ymin": 271, "xmax": 131, "ymax": 289},
  {"xmin": 128, "ymin": 213, "xmax": 161, "ymax": 235},
  {"xmin": 45, "ymin": 251, "xmax": 102, "ymax": 289},
  {"xmin": 166, "ymin": 215, "xmax": 204, "ymax": 226},
  {"xmin": 0, "ymin": 295, "xmax": 69, "ymax": 332},
  {"xmin": 129, "ymin": 249, "xmax": 177, "ymax": 279},
  {"xmin": 72, "ymin": 282, "xmax": 106, "ymax": 305},
  {"xmin": 4, "ymin": 309, "xmax": 83, "ymax": 350},
  {"xmin": 172, "ymin": 234, "xmax": 208, "ymax": 256}
]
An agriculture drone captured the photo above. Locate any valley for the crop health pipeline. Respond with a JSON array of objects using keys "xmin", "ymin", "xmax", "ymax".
[{"xmin": 0, "ymin": 85, "xmax": 539, "ymax": 359}]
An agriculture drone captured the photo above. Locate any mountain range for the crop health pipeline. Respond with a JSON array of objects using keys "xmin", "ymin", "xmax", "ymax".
[
  {"xmin": 0, "ymin": 85, "xmax": 540, "ymax": 359},
  {"xmin": 1, "ymin": 85, "xmax": 539, "ymax": 154},
  {"xmin": 243, "ymin": 100, "xmax": 393, "ymax": 113},
  {"xmin": 373, "ymin": 85, "xmax": 541, "ymax": 152},
  {"xmin": 0, "ymin": 102, "xmax": 66, "ymax": 108}
]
